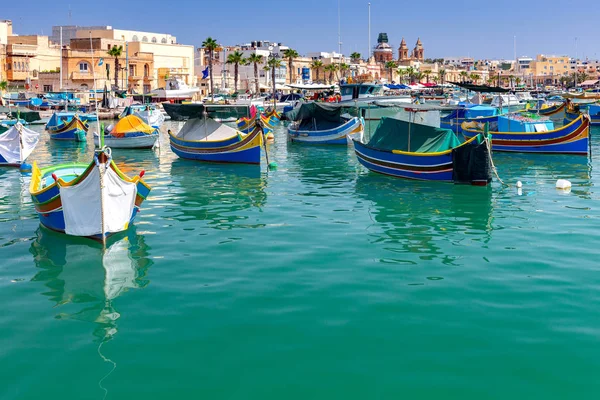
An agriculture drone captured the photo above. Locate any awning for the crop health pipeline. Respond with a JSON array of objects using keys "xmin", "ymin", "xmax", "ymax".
[{"xmin": 580, "ymin": 80, "xmax": 599, "ymax": 86}]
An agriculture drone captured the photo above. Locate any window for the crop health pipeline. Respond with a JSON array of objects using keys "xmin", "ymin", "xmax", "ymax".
[
  {"xmin": 81, "ymin": 84, "xmax": 88, "ymax": 90},
  {"xmin": 43, "ymin": 85, "xmax": 52, "ymax": 92},
  {"xmin": 152, "ymin": 37, "xmax": 157, "ymax": 43},
  {"xmin": 142, "ymin": 36, "xmax": 148, "ymax": 42},
  {"xmin": 161, "ymin": 38, "xmax": 167, "ymax": 44},
  {"xmin": 32, "ymin": 69, "xmax": 38, "ymax": 77},
  {"xmin": 144, "ymin": 64, "xmax": 149, "ymax": 77},
  {"xmin": 132, "ymin": 35, "xmax": 139, "ymax": 42},
  {"xmin": 129, "ymin": 64, "xmax": 136, "ymax": 76},
  {"xmin": 79, "ymin": 62, "xmax": 89, "ymax": 72}
]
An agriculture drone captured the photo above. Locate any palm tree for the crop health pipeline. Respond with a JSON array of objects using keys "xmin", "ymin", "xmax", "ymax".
[
  {"xmin": 459, "ymin": 70, "xmax": 468, "ymax": 83},
  {"xmin": 283, "ymin": 49, "xmax": 299, "ymax": 84},
  {"xmin": 202, "ymin": 37, "xmax": 218, "ymax": 98},
  {"xmin": 247, "ymin": 53, "xmax": 264, "ymax": 94},
  {"xmin": 107, "ymin": 45, "xmax": 123, "ymax": 89},
  {"xmin": 469, "ymin": 73, "xmax": 479, "ymax": 84},
  {"xmin": 226, "ymin": 50, "xmax": 245, "ymax": 94},
  {"xmin": 0, "ymin": 80, "xmax": 7, "ymax": 93},
  {"xmin": 339, "ymin": 63, "xmax": 350, "ymax": 80},
  {"xmin": 578, "ymin": 71, "xmax": 589, "ymax": 84},
  {"xmin": 414, "ymin": 72, "xmax": 424, "ymax": 84},
  {"xmin": 423, "ymin": 69, "xmax": 432, "ymax": 83},
  {"xmin": 350, "ymin": 52, "xmax": 361, "ymax": 63},
  {"xmin": 385, "ymin": 61, "xmax": 397, "ymax": 82},
  {"xmin": 267, "ymin": 57, "xmax": 282, "ymax": 108},
  {"xmin": 406, "ymin": 66, "xmax": 416, "ymax": 84},
  {"xmin": 559, "ymin": 75, "xmax": 569, "ymax": 88},
  {"xmin": 310, "ymin": 60, "xmax": 323, "ymax": 83},
  {"xmin": 515, "ymin": 76, "xmax": 522, "ymax": 87},
  {"xmin": 437, "ymin": 69, "xmax": 447, "ymax": 85}
]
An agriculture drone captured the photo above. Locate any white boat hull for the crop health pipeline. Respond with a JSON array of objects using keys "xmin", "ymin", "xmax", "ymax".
[{"xmin": 94, "ymin": 133, "xmax": 158, "ymax": 149}]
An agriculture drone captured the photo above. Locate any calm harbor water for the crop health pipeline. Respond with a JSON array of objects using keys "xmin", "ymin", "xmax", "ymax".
[{"xmin": 1, "ymin": 120, "xmax": 599, "ymax": 399}]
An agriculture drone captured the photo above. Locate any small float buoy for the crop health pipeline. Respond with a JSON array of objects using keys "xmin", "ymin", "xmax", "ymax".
[
  {"xmin": 556, "ymin": 179, "xmax": 572, "ymax": 190},
  {"xmin": 19, "ymin": 163, "xmax": 32, "ymax": 173},
  {"xmin": 516, "ymin": 181, "xmax": 522, "ymax": 188}
]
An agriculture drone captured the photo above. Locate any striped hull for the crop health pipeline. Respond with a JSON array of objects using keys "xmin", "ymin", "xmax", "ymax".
[
  {"xmin": 46, "ymin": 116, "xmax": 88, "ymax": 141},
  {"xmin": 537, "ymin": 102, "xmax": 566, "ymax": 116},
  {"xmin": 565, "ymin": 110, "xmax": 600, "ymax": 126},
  {"xmin": 29, "ymin": 159, "xmax": 151, "ymax": 240},
  {"xmin": 464, "ymin": 115, "xmax": 590, "ymax": 155},
  {"xmin": 288, "ymin": 117, "xmax": 363, "ymax": 145},
  {"xmin": 169, "ymin": 126, "xmax": 263, "ymax": 164},
  {"xmin": 353, "ymin": 140, "xmax": 454, "ymax": 181}
]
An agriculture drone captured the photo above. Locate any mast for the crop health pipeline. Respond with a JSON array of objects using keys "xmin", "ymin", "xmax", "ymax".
[
  {"xmin": 59, "ymin": 26, "xmax": 63, "ymax": 91},
  {"xmin": 337, "ymin": 0, "xmax": 342, "ymax": 55},
  {"xmin": 89, "ymin": 32, "xmax": 102, "ymax": 147},
  {"xmin": 575, "ymin": 37, "xmax": 578, "ymax": 89},
  {"xmin": 368, "ymin": 3, "xmax": 371, "ymax": 61}
]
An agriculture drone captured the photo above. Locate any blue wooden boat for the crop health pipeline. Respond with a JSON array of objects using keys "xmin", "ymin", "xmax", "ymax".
[
  {"xmin": 565, "ymin": 104, "xmax": 600, "ymax": 126},
  {"xmin": 45, "ymin": 112, "xmax": 88, "ymax": 141},
  {"xmin": 353, "ymin": 117, "xmax": 492, "ymax": 185},
  {"xmin": 440, "ymin": 105, "xmax": 499, "ymax": 133},
  {"xmin": 285, "ymin": 102, "xmax": 364, "ymax": 144},
  {"xmin": 169, "ymin": 109, "xmax": 263, "ymax": 164},
  {"xmin": 464, "ymin": 114, "xmax": 590, "ymax": 155},
  {"xmin": 119, "ymin": 104, "xmax": 165, "ymax": 128},
  {"xmin": 29, "ymin": 147, "xmax": 151, "ymax": 241}
]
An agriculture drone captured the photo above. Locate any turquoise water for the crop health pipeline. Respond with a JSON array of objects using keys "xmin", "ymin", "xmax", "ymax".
[{"xmin": 1, "ymin": 120, "xmax": 600, "ymax": 399}]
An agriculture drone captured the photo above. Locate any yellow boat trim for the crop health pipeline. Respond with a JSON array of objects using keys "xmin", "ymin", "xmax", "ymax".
[
  {"xmin": 462, "ymin": 115, "xmax": 582, "ymax": 135},
  {"xmin": 391, "ymin": 134, "xmax": 481, "ymax": 156}
]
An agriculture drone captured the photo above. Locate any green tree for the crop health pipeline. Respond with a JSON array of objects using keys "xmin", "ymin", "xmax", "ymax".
[
  {"xmin": 339, "ymin": 63, "xmax": 350, "ymax": 79},
  {"xmin": 324, "ymin": 64, "xmax": 337, "ymax": 84},
  {"xmin": 107, "ymin": 45, "xmax": 123, "ymax": 89},
  {"xmin": 459, "ymin": 70, "xmax": 468, "ymax": 82},
  {"xmin": 0, "ymin": 80, "xmax": 7, "ymax": 92},
  {"xmin": 311, "ymin": 60, "xmax": 324, "ymax": 83},
  {"xmin": 201, "ymin": 37, "xmax": 218, "ymax": 98},
  {"xmin": 406, "ymin": 66, "xmax": 416, "ymax": 84},
  {"xmin": 385, "ymin": 61, "xmax": 397, "ymax": 82},
  {"xmin": 283, "ymin": 49, "xmax": 299, "ymax": 84},
  {"xmin": 423, "ymin": 69, "xmax": 432, "ymax": 83},
  {"xmin": 226, "ymin": 50, "xmax": 245, "ymax": 94},
  {"xmin": 350, "ymin": 52, "xmax": 361, "ymax": 63},
  {"xmin": 247, "ymin": 53, "xmax": 264, "ymax": 94},
  {"xmin": 437, "ymin": 69, "xmax": 447, "ymax": 85},
  {"xmin": 469, "ymin": 73, "xmax": 479, "ymax": 84},
  {"xmin": 267, "ymin": 57, "xmax": 282, "ymax": 108}
]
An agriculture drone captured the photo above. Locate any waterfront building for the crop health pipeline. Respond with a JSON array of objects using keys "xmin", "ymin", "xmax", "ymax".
[
  {"xmin": 373, "ymin": 33, "xmax": 393, "ymax": 63},
  {"xmin": 6, "ymin": 35, "xmax": 61, "ymax": 89},
  {"xmin": 75, "ymin": 27, "xmax": 193, "ymax": 88}
]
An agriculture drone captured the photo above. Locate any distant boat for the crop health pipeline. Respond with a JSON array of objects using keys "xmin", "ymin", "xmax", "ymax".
[
  {"xmin": 119, "ymin": 104, "xmax": 165, "ymax": 128},
  {"xmin": 564, "ymin": 103, "xmax": 600, "ymax": 126},
  {"xmin": 168, "ymin": 105, "xmax": 263, "ymax": 164},
  {"xmin": 353, "ymin": 116, "xmax": 492, "ymax": 185},
  {"xmin": 0, "ymin": 122, "xmax": 40, "ymax": 167},
  {"xmin": 94, "ymin": 115, "xmax": 158, "ymax": 149},
  {"xmin": 29, "ymin": 148, "xmax": 151, "ymax": 240},
  {"xmin": 151, "ymin": 78, "xmax": 200, "ymax": 101},
  {"xmin": 45, "ymin": 112, "xmax": 88, "ymax": 141},
  {"xmin": 463, "ymin": 114, "xmax": 590, "ymax": 155},
  {"xmin": 286, "ymin": 102, "xmax": 364, "ymax": 145},
  {"xmin": 440, "ymin": 105, "xmax": 499, "ymax": 133}
]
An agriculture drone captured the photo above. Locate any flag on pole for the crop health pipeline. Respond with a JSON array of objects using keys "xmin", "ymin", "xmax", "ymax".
[
  {"xmin": 202, "ymin": 66, "xmax": 209, "ymax": 80},
  {"xmin": 98, "ymin": 58, "xmax": 104, "ymax": 66}
]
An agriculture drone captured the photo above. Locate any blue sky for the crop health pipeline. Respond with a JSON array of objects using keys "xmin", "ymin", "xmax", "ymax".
[{"xmin": 4, "ymin": 0, "xmax": 598, "ymax": 60}]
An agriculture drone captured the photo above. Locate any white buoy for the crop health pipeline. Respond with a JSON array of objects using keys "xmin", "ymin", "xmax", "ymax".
[
  {"xmin": 517, "ymin": 188, "xmax": 523, "ymax": 196},
  {"xmin": 516, "ymin": 181, "xmax": 522, "ymax": 188},
  {"xmin": 556, "ymin": 179, "xmax": 572, "ymax": 190}
]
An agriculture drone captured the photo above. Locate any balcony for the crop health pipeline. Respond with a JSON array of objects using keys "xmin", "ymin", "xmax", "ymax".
[
  {"xmin": 7, "ymin": 44, "xmax": 37, "ymax": 57},
  {"xmin": 7, "ymin": 70, "xmax": 29, "ymax": 80},
  {"xmin": 128, "ymin": 75, "xmax": 144, "ymax": 81}
]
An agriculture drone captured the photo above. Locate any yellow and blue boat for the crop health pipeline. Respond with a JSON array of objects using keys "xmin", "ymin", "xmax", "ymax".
[
  {"xmin": 353, "ymin": 117, "xmax": 492, "ymax": 185},
  {"xmin": 45, "ymin": 112, "xmax": 88, "ymax": 141},
  {"xmin": 463, "ymin": 114, "xmax": 590, "ymax": 155},
  {"xmin": 286, "ymin": 103, "xmax": 364, "ymax": 145},
  {"xmin": 564, "ymin": 103, "xmax": 600, "ymax": 126},
  {"xmin": 169, "ymin": 108, "xmax": 263, "ymax": 164},
  {"xmin": 29, "ymin": 147, "xmax": 151, "ymax": 241}
]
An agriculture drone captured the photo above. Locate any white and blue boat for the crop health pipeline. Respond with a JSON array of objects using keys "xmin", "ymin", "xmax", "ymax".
[
  {"xmin": 45, "ymin": 112, "xmax": 88, "ymax": 141},
  {"xmin": 119, "ymin": 104, "xmax": 165, "ymax": 128},
  {"xmin": 286, "ymin": 103, "xmax": 364, "ymax": 145}
]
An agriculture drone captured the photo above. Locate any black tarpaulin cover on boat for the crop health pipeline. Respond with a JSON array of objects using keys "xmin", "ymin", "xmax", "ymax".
[
  {"xmin": 285, "ymin": 103, "xmax": 347, "ymax": 130},
  {"xmin": 0, "ymin": 106, "xmax": 41, "ymax": 123},
  {"xmin": 162, "ymin": 103, "xmax": 206, "ymax": 121},
  {"xmin": 449, "ymin": 81, "xmax": 510, "ymax": 93}
]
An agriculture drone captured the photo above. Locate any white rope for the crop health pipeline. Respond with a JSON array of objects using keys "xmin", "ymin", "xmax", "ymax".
[{"xmin": 483, "ymin": 134, "xmax": 508, "ymax": 186}]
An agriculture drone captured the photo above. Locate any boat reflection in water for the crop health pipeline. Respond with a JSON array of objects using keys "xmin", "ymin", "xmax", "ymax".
[
  {"xmin": 167, "ymin": 159, "xmax": 267, "ymax": 229},
  {"xmin": 29, "ymin": 226, "xmax": 152, "ymax": 343},
  {"xmin": 355, "ymin": 174, "xmax": 493, "ymax": 265}
]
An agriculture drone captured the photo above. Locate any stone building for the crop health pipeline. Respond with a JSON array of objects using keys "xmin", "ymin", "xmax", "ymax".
[
  {"xmin": 398, "ymin": 38, "xmax": 424, "ymax": 65},
  {"xmin": 373, "ymin": 33, "xmax": 393, "ymax": 63}
]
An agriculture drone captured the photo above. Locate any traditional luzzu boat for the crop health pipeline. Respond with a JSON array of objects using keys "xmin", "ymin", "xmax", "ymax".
[
  {"xmin": 564, "ymin": 103, "xmax": 600, "ymax": 126},
  {"xmin": 29, "ymin": 144, "xmax": 151, "ymax": 241},
  {"xmin": 463, "ymin": 113, "xmax": 590, "ymax": 155},
  {"xmin": 285, "ymin": 102, "xmax": 364, "ymax": 144},
  {"xmin": 0, "ymin": 122, "xmax": 40, "ymax": 168},
  {"xmin": 236, "ymin": 107, "xmax": 278, "ymax": 141},
  {"xmin": 119, "ymin": 104, "xmax": 165, "ymax": 128},
  {"xmin": 532, "ymin": 101, "xmax": 566, "ymax": 117},
  {"xmin": 353, "ymin": 116, "xmax": 492, "ymax": 185},
  {"xmin": 45, "ymin": 112, "xmax": 88, "ymax": 141},
  {"xmin": 440, "ymin": 105, "xmax": 499, "ymax": 133},
  {"xmin": 169, "ymin": 105, "xmax": 263, "ymax": 164},
  {"xmin": 94, "ymin": 115, "xmax": 159, "ymax": 149}
]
